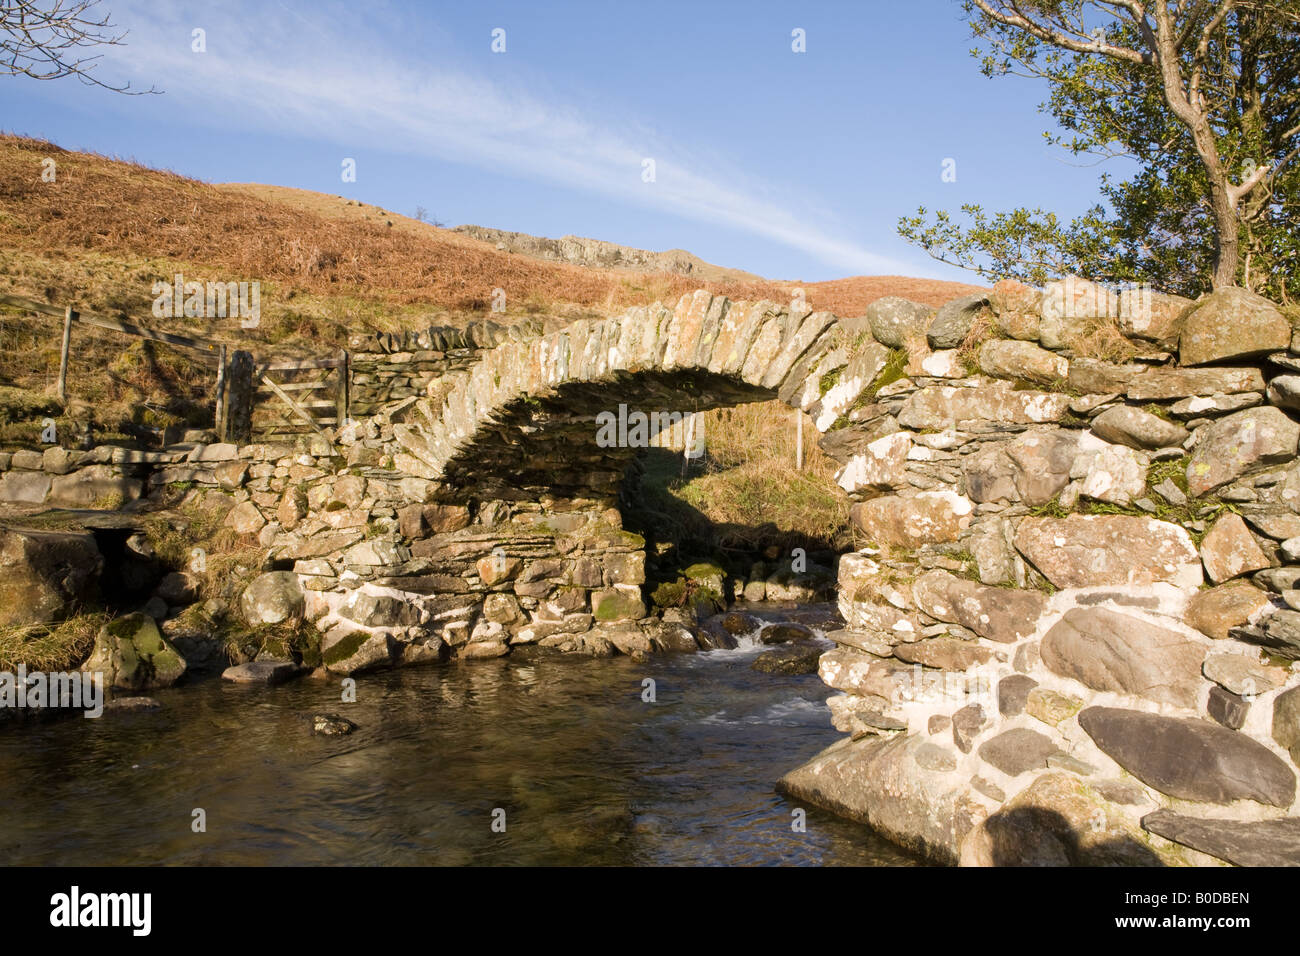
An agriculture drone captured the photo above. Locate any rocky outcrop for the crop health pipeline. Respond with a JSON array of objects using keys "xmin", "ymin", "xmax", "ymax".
[{"xmin": 451, "ymin": 224, "xmax": 754, "ymax": 281}]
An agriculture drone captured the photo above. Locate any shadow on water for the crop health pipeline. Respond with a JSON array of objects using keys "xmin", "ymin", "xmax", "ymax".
[{"xmin": 0, "ymin": 622, "xmax": 921, "ymax": 866}]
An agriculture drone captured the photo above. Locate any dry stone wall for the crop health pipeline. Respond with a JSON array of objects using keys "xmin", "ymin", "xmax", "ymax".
[
  {"xmin": 779, "ymin": 277, "xmax": 1300, "ymax": 867},
  {"xmin": 344, "ymin": 316, "xmax": 544, "ymax": 416}
]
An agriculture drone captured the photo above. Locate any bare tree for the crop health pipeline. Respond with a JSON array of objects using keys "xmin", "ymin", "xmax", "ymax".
[
  {"xmin": 1, "ymin": 0, "xmax": 158, "ymax": 93},
  {"xmin": 968, "ymin": 0, "xmax": 1300, "ymax": 289}
]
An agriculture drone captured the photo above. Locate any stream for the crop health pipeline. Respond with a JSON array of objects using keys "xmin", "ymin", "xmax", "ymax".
[{"xmin": 0, "ymin": 604, "xmax": 919, "ymax": 866}]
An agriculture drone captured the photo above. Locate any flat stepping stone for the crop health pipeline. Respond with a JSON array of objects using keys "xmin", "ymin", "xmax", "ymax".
[
  {"xmin": 977, "ymin": 728, "xmax": 1059, "ymax": 776},
  {"xmin": 1141, "ymin": 809, "xmax": 1300, "ymax": 866},
  {"xmin": 221, "ymin": 661, "xmax": 300, "ymax": 685}
]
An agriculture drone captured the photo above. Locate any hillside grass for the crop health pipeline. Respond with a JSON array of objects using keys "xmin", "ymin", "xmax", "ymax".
[{"xmin": 629, "ymin": 400, "xmax": 852, "ymax": 559}]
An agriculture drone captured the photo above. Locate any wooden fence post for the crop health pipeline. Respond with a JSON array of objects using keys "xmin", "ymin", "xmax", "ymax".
[
  {"xmin": 224, "ymin": 350, "xmax": 254, "ymax": 445},
  {"xmin": 57, "ymin": 306, "xmax": 74, "ymax": 403},
  {"xmin": 213, "ymin": 344, "xmax": 228, "ymax": 439},
  {"xmin": 795, "ymin": 407, "xmax": 804, "ymax": 471},
  {"xmin": 337, "ymin": 349, "xmax": 350, "ymax": 430}
]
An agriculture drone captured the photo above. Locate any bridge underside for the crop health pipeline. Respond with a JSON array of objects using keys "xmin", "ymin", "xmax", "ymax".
[{"xmin": 432, "ymin": 369, "xmax": 777, "ymax": 503}]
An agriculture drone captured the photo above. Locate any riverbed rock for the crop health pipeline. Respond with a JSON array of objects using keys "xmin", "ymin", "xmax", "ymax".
[
  {"xmin": 221, "ymin": 660, "xmax": 299, "ymax": 685},
  {"xmin": 83, "ymin": 613, "xmax": 187, "ymax": 691},
  {"xmin": 103, "ymin": 696, "xmax": 162, "ymax": 714},
  {"xmin": 1040, "ymin": 607, "xmax": 1206, "ymax": 708},
  {"xmin": 1199, "ymin": 513, "xmax": 1271, "ymax": 584},
  {"xmin": 752, "ymin": 643, "xmax": 823, "ymax": 675},
  {"xmin": 1179, "ymin": 287, "xmax": 1291, "ymax": 366},
  {"xmin": 1186, "ymin": 407, "xmax": 1300, "ymax": 497},
  {"xmin": 240, "ymin": 571, "xmax": 305, "ymax": 626},
  {"xmin": 760, "ymin": 622, "xmax": 817, "ymax": 644},
  {"xmin": 1013, "ymin": 515, "xmax": 1202, "ymax": 589},
  {"xmin": 310, "ymin": 713, "xmax": 357, "ymax": 736},
  {"xmin": 0, "ymin": 527, "xmax": 103, "ymax": 628},
  {"xmin": 1078, "ymin": 706, "xmax": 1296, "ymax": 807}
]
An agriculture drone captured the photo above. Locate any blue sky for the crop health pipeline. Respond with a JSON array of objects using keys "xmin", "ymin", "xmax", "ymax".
[{"xmin": 0, "ymin": 0, "xmax": 1119, "ymax": 282}]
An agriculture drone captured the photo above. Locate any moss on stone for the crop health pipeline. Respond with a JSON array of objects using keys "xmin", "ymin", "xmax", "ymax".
[
  {"xmin": 322, "ymin": 630, "xmax": 368, "ymax": 667},
  {"xmin": 818, "ymin": 366, "xmax": 843, "ymax": 397},
  {"xmin": 614, "ymin": 529, "xmax": 645, "ymax": 549},
  {"xmin": 683, "ymin": 561, "xmax": 724, "ymax": 581},
  {"xmin": 1147, "ymin": 455, "xmax": 1190, "ymax": 494},
  {"xmin": 866, "ymin": 348, "xmax": 908, "ymax": 399},
  {"xmin": 651, "ymin": 580, "xmax": 687, "ymax": 607}
]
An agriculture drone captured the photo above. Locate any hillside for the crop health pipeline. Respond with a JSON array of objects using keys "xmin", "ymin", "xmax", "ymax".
[
  {"xmin": 0, "ymin": 131, "xmax": 984, "ymax": 544},
  {"xmin": 0, "ymin": 132, "xmax": 981, "ymax": 340}
]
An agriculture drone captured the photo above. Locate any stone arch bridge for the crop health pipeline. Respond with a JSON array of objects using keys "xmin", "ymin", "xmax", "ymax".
[{"xmin": 250, "ymin": 288, "xmax": 909, "ymax": 673}]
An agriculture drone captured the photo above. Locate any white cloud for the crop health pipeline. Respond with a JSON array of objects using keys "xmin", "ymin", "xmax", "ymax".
[{"xmin": 101, "ymin": 0, "xmax": 919, "ymax": 275}]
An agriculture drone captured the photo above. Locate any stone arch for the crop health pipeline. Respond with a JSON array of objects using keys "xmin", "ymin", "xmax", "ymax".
[{"xmin": 390, "ymin": 289, "xmax": 894, "ymax": 503}]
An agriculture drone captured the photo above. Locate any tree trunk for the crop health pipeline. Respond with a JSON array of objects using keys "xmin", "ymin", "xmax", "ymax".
[{"xmin": 1209, "ymin": 176, "xmax": 1241, "ymax": 289}]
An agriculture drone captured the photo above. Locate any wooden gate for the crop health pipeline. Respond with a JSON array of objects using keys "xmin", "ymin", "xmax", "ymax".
[{"xmin": 250, "ymin": 352, "xmax": 350, "ymax": 441}]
